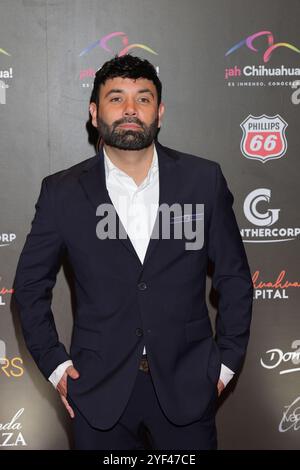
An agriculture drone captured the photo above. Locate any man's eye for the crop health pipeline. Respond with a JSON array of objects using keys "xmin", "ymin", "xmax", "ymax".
[
  {"xmin": 139, "ymin": 97, "xmax": 150, "ymax": 103},
  {"xmin": 110, "ymin": 97, "xmax": 121, "ymax": 102}
]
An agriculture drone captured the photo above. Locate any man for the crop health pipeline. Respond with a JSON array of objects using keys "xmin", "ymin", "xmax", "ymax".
[{"xmin": 13, "ymin": 54, "xmax": 253, "ymax": 450}]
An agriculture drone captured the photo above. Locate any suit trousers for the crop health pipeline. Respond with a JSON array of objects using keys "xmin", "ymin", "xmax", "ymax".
[{"xmin": 69, "ymin": 357, "xmax": 218, "ymax": 450}]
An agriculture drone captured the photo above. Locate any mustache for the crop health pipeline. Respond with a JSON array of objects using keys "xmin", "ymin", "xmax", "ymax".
[{"xmin": 113, "ymin": 118, "xmax": 144, "ymax": 129}]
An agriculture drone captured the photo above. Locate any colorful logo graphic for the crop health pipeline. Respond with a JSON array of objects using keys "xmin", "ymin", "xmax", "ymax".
[
  {"xmin": 226, "ymin": 31, "xmax": 300, "ymax": 63},
  {"xmin": 252, "ymin": 270, "xmax": 300, "ymax": 300},
  {"xmin": 0, "ymin": 277, "xmax": 13, "ymax": 307},
  {"xmin": 79, "ymin": 32, "xmax": 157, "ymax": 57},
  {"xmin": 0, "ymin": 47, "xmax": 10, "ymax": 56},
  {"xmin": 240, "ymin": 115, "xmax": 288, "ymax": 163}
]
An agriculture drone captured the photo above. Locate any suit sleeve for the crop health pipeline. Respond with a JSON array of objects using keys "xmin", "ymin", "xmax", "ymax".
[
  {"xmin": 208, "ymin": 163, "xmax": 253, "ymax": 373},
  {"xmin": 13, "ymin": 177, "xmax": 70, "ymax": 379}
]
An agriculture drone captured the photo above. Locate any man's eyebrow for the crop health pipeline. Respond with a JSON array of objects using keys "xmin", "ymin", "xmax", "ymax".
[
  {"xmin": 104, "ymin": 88, "xmax": 154, "ymax": 98},
  {"xmin": 104, "ymin": 88, "xmax": 123, "ymax": 98},
  {"xmin": 137, "ymin": 88, "xmax": 154, "ymax": 98}
]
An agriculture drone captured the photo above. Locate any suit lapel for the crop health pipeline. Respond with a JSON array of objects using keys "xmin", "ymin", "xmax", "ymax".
[
  {"xmin": 78, "ymin": 146, "xmax": 138, "ymax": 260},
  {"xmin": 78, "ymin": 141, "xmax": 180, "ymax": 268},
  {"xmin": 142, "ymin": 141, "xmax": 180, "ymax": 269}
]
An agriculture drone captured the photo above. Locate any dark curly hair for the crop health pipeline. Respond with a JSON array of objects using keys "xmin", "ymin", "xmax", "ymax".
[{"xmin": 90, "ymin": 54, "xmax": 162, "ymax": 108}]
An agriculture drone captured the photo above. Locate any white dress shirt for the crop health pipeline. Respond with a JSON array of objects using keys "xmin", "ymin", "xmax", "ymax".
[{"xmin": 49, "ymin": 143, "xmax": 234, "ymax": 389}]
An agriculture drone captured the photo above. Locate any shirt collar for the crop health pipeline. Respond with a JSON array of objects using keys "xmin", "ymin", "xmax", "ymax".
[{"xmin": 103, "ymin": 143, "xmax": 158, "ymax": 187}]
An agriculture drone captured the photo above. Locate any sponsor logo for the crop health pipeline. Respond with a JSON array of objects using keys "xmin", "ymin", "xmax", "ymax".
[
  {"xmin": 0, "ymin": 408, "xmax": 27, "ymax": 447},
  {"xmin": 240, "ymin": 115, "xmax": 288, "ymax": 163},
  {"xmin": 0, "ymin": 47, "xmax": 10, "ymax": 57},
  {"xmin": 0, "ymin": 339, "xmax": 5, "ymax": 365},
  {"xmin": 79, "ymin": 32, "xmax": 158, "ymax": 90},
  {"xmin": 0, "ymin": 79, "xmax": 9, "ymax": 104},
  {"xmin": 79, "ymin": 31, "xmax": 157, "ymax": 57},
  {"xmin": 224, "ymin": 30, "xmax": 300, "ymax": 88},
  {"xmin": 241, "ymin": 189, "xmax": 300, "ymax": 243},
  {"xmin": 225, "ymin": 30, "xmax": 300, "ymax": 63},
  {"xmin": 279, "ymin": 397, "xmax": 300, "ymax": 432},
  {"xmin": 291, "ymin": 79, "xmax": 300, "ymax": 104},
  {"xmin": 0, "ymin": 232, "xmax": 16, "ymax": 247},
  {"xmin": 0, "ymin": 277, "xmax": 13, "ymax": 307},
  {"xmin": 252, "ymin": 270, "xmax": 300, "ymax": 300},
  {"xmin": 261, "ymin": 340, "xmax": 300, "ymax": 374},
  {"xmin": 0, "ymin": 339, "xmax": 24, "ymax": 377},
  {"xmin": 0, "ymin": 44, "xmax": 12, "ymax": 104}
]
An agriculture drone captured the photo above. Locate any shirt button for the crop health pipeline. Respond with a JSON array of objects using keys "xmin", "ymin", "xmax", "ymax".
[
  {"xmin": 135, "ymin": 328, "xmax": 143, "ymax": 337},
  {"xmin": 138, "ymin": 282, "xmax": 147, "ymax": 291}
]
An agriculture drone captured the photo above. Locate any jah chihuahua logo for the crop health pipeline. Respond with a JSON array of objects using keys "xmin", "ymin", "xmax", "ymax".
[
  {"xmin": 225, "ymin": 31, "xmax": 300, "ymax": 63},
  {"xmin": 79, "ymin": 32, "xmax": 157, "ymax": 57},
  {"xmin": 240, "ymin": 115, "xmax": 288, "ymax": 163}
]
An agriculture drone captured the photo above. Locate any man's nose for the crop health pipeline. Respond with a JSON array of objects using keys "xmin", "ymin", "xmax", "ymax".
[{"xmin": 123, "ymin": 99, "xmax": 138, "ymax": 117}]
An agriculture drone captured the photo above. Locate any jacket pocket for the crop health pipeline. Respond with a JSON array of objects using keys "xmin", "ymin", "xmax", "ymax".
[
  {"xmin": 71, "ymin": 325, "xmax": 102, "ymax": 351},
  {"xmin": 185, "ymin": 316, "xmax": 213, "ymax": 342}
]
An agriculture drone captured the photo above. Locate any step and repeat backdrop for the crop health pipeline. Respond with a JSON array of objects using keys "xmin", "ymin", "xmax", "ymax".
[{"xmin": 0, "ymin": 0, "xmax": 299, "ymax": 450}]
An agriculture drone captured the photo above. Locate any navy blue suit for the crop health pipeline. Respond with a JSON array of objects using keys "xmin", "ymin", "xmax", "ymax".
[{"xmin": 13, "ymin": 141, "xmax": 253, "ymax": 435}]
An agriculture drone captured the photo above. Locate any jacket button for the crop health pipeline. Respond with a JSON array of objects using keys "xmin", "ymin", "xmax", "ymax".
[
  {"xmin": 138, "ymin": 282, "xmax": 147, "ymax": 290},
  {"xmin": 135, "ymin": 328, "xmax": 143, "ymax": 337}
]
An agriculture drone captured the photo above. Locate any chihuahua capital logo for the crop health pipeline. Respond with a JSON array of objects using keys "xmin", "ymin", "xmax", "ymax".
[
  {"xmin": 226, "ymin": 31, "xmax": 300, "ymax": 63},
  {"xmin": 79, "ymin": 32, "xmax": 158, "ymax": 57}
]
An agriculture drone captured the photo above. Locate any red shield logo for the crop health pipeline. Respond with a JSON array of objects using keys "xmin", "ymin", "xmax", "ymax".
[{"xmin": 240, "ymin": 115, "xmax": 288, "ymax": 163}]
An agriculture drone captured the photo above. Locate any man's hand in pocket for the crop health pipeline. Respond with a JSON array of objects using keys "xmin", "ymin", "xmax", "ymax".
[
  {"xmin": 217, "ymin": 379, "xmax": 225, "ymax": 397},
  {"xmin": 57, "ymin": 365, "xmax": 80, "ymax": 418}
]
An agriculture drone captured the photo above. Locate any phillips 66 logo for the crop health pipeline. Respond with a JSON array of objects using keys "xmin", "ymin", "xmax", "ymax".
[{"xmin": 240, "ymin": 114, "xmax": 288, "ymax": 163}]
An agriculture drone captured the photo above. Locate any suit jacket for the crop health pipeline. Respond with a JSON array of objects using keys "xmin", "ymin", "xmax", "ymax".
[{"xmin": 13, "ymin": 140, "xmax": 253, "ymax": 430}]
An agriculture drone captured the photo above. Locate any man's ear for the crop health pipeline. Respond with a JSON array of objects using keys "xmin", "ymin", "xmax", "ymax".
[
  {"xmin": 158, "ymin": 102, "xmax": 165, "ymax": 128},
  {"xmin": 89, "ymin": 102, "xmax": 98, "ymax": 128}
]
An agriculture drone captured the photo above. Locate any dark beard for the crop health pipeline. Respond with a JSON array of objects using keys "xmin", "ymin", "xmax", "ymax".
[{"xmin": 97, "ymin": 115, "xmax": 159, "ymax": 150}]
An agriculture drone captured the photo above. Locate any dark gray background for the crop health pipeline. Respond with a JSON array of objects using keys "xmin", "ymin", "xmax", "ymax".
[{"xmin": 0, "ymin": 0, "xmax": 299, "ymax": 449}]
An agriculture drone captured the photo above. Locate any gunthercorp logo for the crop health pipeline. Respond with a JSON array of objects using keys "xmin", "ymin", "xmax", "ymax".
[
  {"xmin": 0, "ymin": 232, "xmax": 16, "ymax": 247},
  {"xmin": 240, "ymin": 115, "xmax": 288, "ymax": 163},
  {"xmin": 79, "ymin": 32, "xmax": 158, "ymax": 86},
  {"xmin": 241, "ymin": 188, "xmax": 300, "ymax": 243},
  {"xmin": 225, "ymin": 30, "xmax": 300, "ymax": 88}
]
